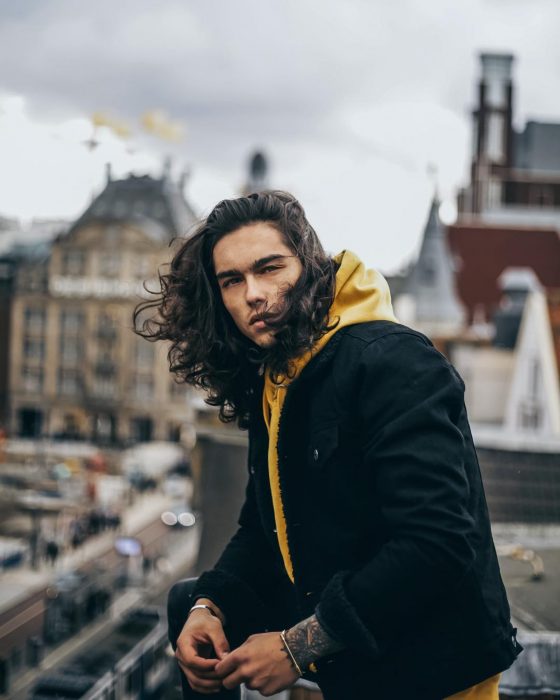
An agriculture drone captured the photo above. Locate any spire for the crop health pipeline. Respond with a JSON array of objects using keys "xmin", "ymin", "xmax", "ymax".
[
  {"xmin": 178, "ymin": 167, "xmax": 191, "ymax": 194},
  {"xmin": 162, "ymin": 156, "xmax": 172, "ymax": 181},
  {"xmin": 427, "ymin": 162, "xmax": 439, "ymax": 201},
  {"xmin": 242, "ymin": 150, "xmax": 269, "ymax": 195},
  {"xmin": 404, "ymin": 197, "xmax": 465, "ymax": 336}
]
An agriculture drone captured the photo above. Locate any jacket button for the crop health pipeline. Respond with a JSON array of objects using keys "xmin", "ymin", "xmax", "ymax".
[
  {"xmin": 250, "ymin": 465, "xmax": 255, "ymax": 474},
  {"xmin": 313, "ymin": 449, "xmax": 319, "ymax": 461},
  {"xmin": 305, "ymin": 591, "xmax": 314, "ymax": 596}
]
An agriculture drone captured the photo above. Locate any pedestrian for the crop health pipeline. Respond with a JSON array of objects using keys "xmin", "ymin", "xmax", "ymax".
[
  {"xmin": 45, "ymin": 539, "xmax": 59, "ymax": 566},
  {"xmin": 137, "ymin": 191, "xmax": 522, "ymax": 699}
]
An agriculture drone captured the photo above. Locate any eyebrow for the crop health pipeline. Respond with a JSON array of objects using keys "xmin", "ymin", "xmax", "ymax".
[{"xmin": 215, "ymin": 254, "xmax": 291, "ymax": 281}]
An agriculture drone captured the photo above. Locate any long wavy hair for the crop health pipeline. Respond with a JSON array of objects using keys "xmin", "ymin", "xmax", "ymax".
[{"xmin": 134, "ymin": 191, "xmax": 337, "ymax": 427}]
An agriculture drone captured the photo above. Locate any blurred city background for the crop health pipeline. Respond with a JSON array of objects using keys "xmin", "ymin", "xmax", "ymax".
[{"xmin": 0, "ymin": 1, "xmax": 559, "ymax": 699}]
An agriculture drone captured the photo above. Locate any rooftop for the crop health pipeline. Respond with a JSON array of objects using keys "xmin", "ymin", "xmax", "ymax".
[
  {"xmin": 514, "ymin": 121, "xmax": 560, "ymax": 174},
  {"xmin": 446, "ymin": 224, "xmax": 560, "ymax": 324},
  {"xmin": 70, "ymin": 171, "xmax": 197, "ymax": 242}
]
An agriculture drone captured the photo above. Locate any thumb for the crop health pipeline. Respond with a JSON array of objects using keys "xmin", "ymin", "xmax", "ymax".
[{"xmin": 210, "ymin": 628, "xmax": 230, "ymax": 660}]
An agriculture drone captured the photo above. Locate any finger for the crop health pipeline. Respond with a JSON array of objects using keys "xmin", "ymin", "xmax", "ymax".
[
  {"xmin": 177, "ymin": 660, "xmax": 223, "ymax": 690},
  {"xmin": 214, "ymin": 651, "xmax": 240, "ymax": 677},
  {"xmin": 188, "ymin": 676, "xmax": 223, "ymax": 693},
  {"xmin": 208, "ymin": 627, "xmax": 230, "ymax": 660},
  {"xmin": 221, "ymin": 668, "xmax": 247, "ymax": 691},
  {"xmin": 176, "ymin": 648, "xmax": 219, "ymax": 673},
  {"xmin": 179, "ymin": 662, "xmax": 221, "ymax": 681}
]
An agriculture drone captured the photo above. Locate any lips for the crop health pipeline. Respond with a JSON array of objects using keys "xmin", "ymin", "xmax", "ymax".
[
  {"xmin": 249, "ymin": 314, "xmax": 273, "ymax": 327},
  {"xmin": 249, "ymin": 303, "xmax": 284, "ymax": 328},
  {"xmin": 250, "ymin": 318, "xmax": 269, "ymax": 332}
]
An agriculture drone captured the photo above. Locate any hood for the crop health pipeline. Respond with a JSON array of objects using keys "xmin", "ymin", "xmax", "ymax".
[{"xmin": 263, "ymin": 250, "xmax": 396, "ymax": 582}]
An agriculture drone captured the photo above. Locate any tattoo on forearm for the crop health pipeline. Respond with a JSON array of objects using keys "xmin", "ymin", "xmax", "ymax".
[{"xmin": 285, "ymin": 615, "xmax": 345, "ymax": 669}]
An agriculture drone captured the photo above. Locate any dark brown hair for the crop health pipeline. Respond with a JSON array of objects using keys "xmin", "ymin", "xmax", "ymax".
[{"xmin": 134, "ymin": 191, "xmax": 336, "ymax": 427}]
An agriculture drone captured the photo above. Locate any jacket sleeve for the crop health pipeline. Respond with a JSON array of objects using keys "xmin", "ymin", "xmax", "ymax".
[
  {"xmin": 315, "ymin": 332, "xmax": 477, "ymax": 658},
  {"xmin": 193, "ymin": 463, "xmax": 289, "ymax": 637}
]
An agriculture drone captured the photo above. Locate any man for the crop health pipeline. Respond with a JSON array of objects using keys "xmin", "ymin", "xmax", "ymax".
[{"xmin": 137, "ymin": 191, "xmax": 521, "ymax": 699}]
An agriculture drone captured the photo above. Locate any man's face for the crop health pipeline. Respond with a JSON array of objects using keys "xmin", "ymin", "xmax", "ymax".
[{"xmin": 212, "ymin": 222, "xmax": 303, "ymax": 347}]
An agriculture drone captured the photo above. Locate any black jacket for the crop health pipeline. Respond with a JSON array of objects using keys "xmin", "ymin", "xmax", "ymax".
[{"xmin": 194, "ymin": 322, "xmax": 522, "ymax": 699}]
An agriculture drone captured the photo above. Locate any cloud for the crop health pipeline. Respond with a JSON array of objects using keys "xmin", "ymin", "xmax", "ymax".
[
  {"xmin": 0, "ymin": 0, "xmax": 559, "ymax": 269},
  {"xmin": 1, "ymin": 0, "xmax": 559, "ymax": 148}
]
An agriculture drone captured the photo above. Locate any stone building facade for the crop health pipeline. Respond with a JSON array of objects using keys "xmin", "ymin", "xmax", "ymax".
[{"xmin": 5, "ymin": 169, "xmax": 197, "ymax": 444}]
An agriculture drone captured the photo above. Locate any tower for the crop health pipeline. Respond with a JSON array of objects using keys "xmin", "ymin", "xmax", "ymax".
[
  {"xmin": 399, "ymin": 198, "xmax": 465, "ymax": 338},
  {"xmin": 242, "ymin": 151, "xmax": 269, "ymax": 196},
  {"xmin": 464, "ymin": 53, "xmax": 515, "ymax": 215}
]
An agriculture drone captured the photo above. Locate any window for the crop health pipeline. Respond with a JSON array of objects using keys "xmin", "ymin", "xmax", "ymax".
[
  {"xmin": 92, "ymin": 376, "xmax": 116, "ymax": 398},
  {"xmin": 58, "ymin": 369, "xmax": 81, "ymax": 396},
  {"xmin": 420, "ymin": 259, "xmax": 436, "ymax": 285},
  {"xmin": 18, "ymin": 408, "xmax": 43, "ymax": 438},
  {"xmin": 520, "ymin": 401, "xmax": 541, "ymax": 430},
  {"xmin": 24, "ymin": 307, "xmax": 46, "ymax": 334},
  {"xmin": 487, "ymin": 179, "xmax": 502, "ymax": 209},
  {"xmin": 530, "ymin": 185, "xmax": 554, "ymax": 208},
  {"xmin": 60, "ymin": 337, "xmax": 80, "ymax": 366},
  {"xmin": 130, "ymin": 417, "xmax": 153, "ymax": 442},
  {"xmin": 61, "ymin": 250, "xmax": 85, "ymax": 276},
  {"xmin": 133, "ymin": 375, "xmax": 153, "ymax": 400},
  {"xmin": 486, "ymin": 80, "xmax": 506, "ymax": 109},
  {"xmin": 22, "ymin": 366, "xmax": 43, "ymax": 393},
  {"xmin": 24, "ymin": 337, "xmax": 44, "ymax": 361},
  {"xmin": 10, "ymin": 646, "xmax": 22, "ymax": 672},
  {"xmin": 168, "ymin": 423, "xmax": 181, "ymax": 442},
  {"xmin": 97, "ymin": 312, "xmax": 118, "ymax": 341},
  {"xmin": 99, "ymin": 251, "xmax": 121, "ymax": 278},
  {"xmin": 135, "ymin": 340, "xmax": 154, "ymax": 369},
  {"xmin": 529, "ymin": 359, "xmax": 540, "ymax": 398},
  {"xmin": 60, "ymin": 310, "xmax": 83, "ymax": 335},
  {"xmin": 486, "ymin": 113, "xmax": 504, "ymax": 162},
  {"xmin": 96, "ymin": 350, "xmax": 115, "ymax": 376}
]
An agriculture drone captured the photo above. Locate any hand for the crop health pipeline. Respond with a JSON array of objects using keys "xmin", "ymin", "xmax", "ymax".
[
  {"xmin": 175, "ymin": 606, "xmax": 230, "ymax": 694},
  {"xmin": 215, "ymin": 631, "xmax": 300, "ymax": 696}
]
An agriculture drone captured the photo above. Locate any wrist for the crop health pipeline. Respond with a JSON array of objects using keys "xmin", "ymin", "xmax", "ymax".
[
  {"xmin": 285, "ymin": 614, "xmax": 345, "ymax": 670},
  {"xmin": 279, "ymin": 629, "xmax": 303, "ymax": 677},
  {"xmin": 190, "ymin": 597, "xmax": 226, "ymax": 625}
]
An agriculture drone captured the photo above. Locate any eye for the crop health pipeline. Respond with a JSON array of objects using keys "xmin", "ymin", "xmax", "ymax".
[
  {"xmin": 260, "ymin": 265, "xmax": 281, "ymax": 274},
  {"xmin": 221, "ymin": 276, "xmax": 242, "ymax": 289}
]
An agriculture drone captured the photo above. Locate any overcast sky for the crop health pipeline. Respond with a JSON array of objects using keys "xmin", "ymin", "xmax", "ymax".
[{"xmin": 0, "ymin": 0, "xmax": 559, "ymax": 272}]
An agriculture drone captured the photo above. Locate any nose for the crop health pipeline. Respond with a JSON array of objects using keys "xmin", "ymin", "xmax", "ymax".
[{"xmin": 245, "ymin": 274, "xmax": 267, "ymax": 307}]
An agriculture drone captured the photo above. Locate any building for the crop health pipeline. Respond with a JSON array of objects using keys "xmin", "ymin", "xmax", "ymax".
[
  {"xmin": 449, "ymin": 51, "xmax": 560, "ymax": 324},
  {"xmin": 241, "ymin": 150, "xmax": 270, "ymax": 196},
  {"xmin": 3, "ymin": 167, "xmax": 197, "ymax": 445},
  {"xmin": 394, "ymin": 197, "xmax": 466, "ymax": 339},
  {"xmin": 385, "ymin": 52, "xmax": 560, "ymax": 527},
  {"xmin": 447, "ymin": 224, "xmax": 560, "ymax": 325},
  {"xmin": 458, "ymin": 52, "xmax": 560, "ymax": 225}
]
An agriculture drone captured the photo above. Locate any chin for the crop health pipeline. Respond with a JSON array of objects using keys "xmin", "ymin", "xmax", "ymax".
[{"xmin": 253, "ymin": 332, "xmax": 277, "ymax": 348}]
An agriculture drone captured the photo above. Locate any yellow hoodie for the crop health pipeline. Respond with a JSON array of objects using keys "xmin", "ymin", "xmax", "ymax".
[{"xmin": 262, "ymin": 249, "xmax": 397, "ymax": 582}]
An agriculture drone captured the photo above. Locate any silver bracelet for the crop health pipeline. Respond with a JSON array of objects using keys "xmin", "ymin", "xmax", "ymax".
[{"xmin": 188, "ymin": 604, "xmax": 217, "ymax": 618}]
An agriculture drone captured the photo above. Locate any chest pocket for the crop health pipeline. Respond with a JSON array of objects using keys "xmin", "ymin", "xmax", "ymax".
[{"xmin": 308, "ymin": 424, "xmax": 339, "ymax": 470}]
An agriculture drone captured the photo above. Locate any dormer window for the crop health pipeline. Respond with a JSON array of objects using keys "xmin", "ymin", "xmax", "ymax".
[{"xmin": 61, "ymin": 250, "xmax": 85, "ymax": 276}]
